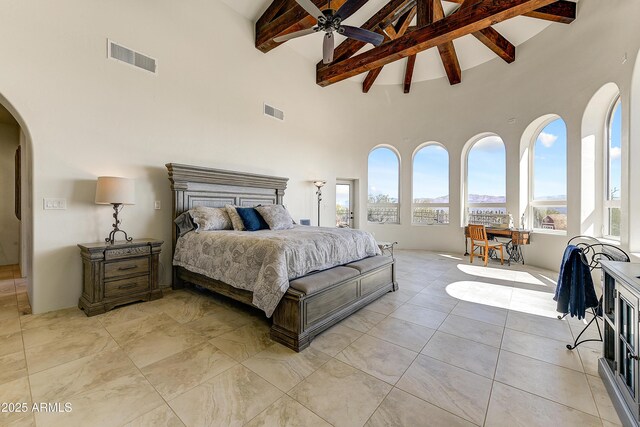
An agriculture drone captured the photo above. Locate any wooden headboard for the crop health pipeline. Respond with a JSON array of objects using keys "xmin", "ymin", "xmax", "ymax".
[{"xmin": 166, "ymin": 163, "xmax": 288, "ymax": 248}]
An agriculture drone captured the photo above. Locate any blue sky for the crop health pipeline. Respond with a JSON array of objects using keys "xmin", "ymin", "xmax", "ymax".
[
  {"xmin": 368, "ymin": 147, "xmax": 399, "ymax": 199},
  {"xmin": 533, "ymin": 118, "xmax": 567, "ymax": 199},
  {"xmin": 413, "ymin": 145, "xmax": 448, "ymax": 201},
  {"xmin": 609, "ymin": 101, "xmax": 622, "ymax": 200},
  {"xmin": 467, "ymin": 136, "xmax": 506, "ymax": 200}
]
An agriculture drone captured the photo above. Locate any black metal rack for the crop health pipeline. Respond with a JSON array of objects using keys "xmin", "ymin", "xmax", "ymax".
[{"xmin": 558, "ymin": 235, "xmax": 630, "ymax": 350}]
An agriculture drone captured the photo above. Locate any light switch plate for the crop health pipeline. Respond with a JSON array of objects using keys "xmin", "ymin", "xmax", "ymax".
[
  {"xmin": 154, "ymin": 201, "xmax": 161, "ymax": 210},
  {"xmin": 43, "ymin": 198, "xmax": 67, "ymax": 210}
]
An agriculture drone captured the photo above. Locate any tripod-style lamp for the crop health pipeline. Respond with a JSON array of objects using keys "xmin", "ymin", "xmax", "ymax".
[
  {"xmin": 95, "ymin": 176, "xmax": 135, "ymax": 244},
  {"xmin": 313, "ymin": 180, "xmax": 326, "ymax": 227}
]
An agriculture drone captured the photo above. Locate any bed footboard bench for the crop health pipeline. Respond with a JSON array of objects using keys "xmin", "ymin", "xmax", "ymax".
[{"xmin": 271, "ymin": 255, "xmax": 397, "ymax": 352}]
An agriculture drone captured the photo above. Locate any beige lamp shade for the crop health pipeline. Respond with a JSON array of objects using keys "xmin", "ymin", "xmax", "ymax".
[
  {"xmin": 95, "ymin": 177, "xmax": 135, "ymax": 205},
  {"xmin": 313, "ymin": 180, "xmax": 327, "ymax": 188}
]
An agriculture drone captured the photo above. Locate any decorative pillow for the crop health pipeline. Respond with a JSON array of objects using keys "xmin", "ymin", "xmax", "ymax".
[
  {"xmin": 255, "ymin": 205, "xmax": 294, "ymax": 230},
  {"xmin": 174, "ymin": 212, "xmax": 196, "ymax": 237},
  {"xmin": 225, "ymin": 205, "xmax": 245, "ymax": 231},
  {"xmin": 189, "ymin": 206, "xmax": 232, "ymax": 231},
  {"xmin": 235, "ymin": 207, "xmax": 269, "ymax": 231}
]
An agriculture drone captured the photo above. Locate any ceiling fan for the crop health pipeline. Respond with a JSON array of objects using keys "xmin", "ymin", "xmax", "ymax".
[{"xmin": 273, "ymin": 0, "xmax": 385, "ymax": 64}]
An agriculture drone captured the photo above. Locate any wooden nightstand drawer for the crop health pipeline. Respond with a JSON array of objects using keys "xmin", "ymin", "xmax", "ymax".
[
  {"xmin": 105, "ymin": 258, "xmax": 149, "ymax": 279},
  {"xmin": 105, "ymin": 276, "xmax": 150, "ymax": 298}
]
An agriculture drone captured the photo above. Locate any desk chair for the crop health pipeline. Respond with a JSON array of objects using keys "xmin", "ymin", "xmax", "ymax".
[{"xmin": 468, "ymin": 224, "xmax": 504, "ymax": 266}]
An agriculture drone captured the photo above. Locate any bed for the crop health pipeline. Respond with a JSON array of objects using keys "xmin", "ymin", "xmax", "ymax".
[{"xmin": 167, "ymin": 163, "xmax": 397, "ymax": 351}]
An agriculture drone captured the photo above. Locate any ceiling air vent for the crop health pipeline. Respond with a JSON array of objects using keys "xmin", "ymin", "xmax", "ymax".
[
  {"xmin": 264, "ymin": 104, "xmax": 284, "ymax": 121},
  {"xmin": 107, "ymin": 40, "xmax": 157, "ymax": 74}
]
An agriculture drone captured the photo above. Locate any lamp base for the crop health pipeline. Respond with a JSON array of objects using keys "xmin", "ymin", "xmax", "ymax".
[{"xmin": 105, "ymin": 203, "xmax": 133, "ymax": 245}]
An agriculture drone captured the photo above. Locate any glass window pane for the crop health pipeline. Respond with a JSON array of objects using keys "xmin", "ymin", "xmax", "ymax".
[
  {"xmin": 532, "ymin": 207, "xmax": 567, "ymax": 231},
  {"xmin": 467, "ymin": 136, "xmax": 506, "ymax": 203},
  {"xmin": 368, "ymin": 147, "xmax": 399, "ymax": 203},
  {"xmin": 608, "ymin": 207, "xmax": 621, "ymax": 237},
  {"xmin": 533, "ymin": 118, "xmax": 567, "ymax": 201},
  {"xmin": 413, "ymin": 145, "xmax": 449, "ymax": 204},
  {"xmin": 608, "ymin": 100, "xmax": 622, "ymax": 201},
  {"xmin": 367, "ymin": 206, "xmax": 399, "ymax": 224},
  {"xmin": 412, "ymin": 207, "xmax": 449, "ymax": 225}
]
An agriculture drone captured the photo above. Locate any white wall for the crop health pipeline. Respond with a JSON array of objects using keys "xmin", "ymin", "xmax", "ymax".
[
  {"xmin": 0, "ymin": 123, "xmax": 20, "ymax": 266},
  {"xmin": 0, "ymin": 0, "xmax": 638, "ymax": 312}
]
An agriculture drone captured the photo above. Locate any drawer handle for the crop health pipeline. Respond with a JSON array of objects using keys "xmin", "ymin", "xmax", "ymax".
[
  {"xmin": 118, "ymin": 283, "xmax": 139, "ymax": 290},
  {"xmin": 118, "ymin": 265, "xmax": 138, "ymax": 271}
]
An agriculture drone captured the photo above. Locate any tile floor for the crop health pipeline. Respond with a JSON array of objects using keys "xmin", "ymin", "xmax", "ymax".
[{"xmin": 0, "ymin": 251, "xmax": 622, "ymax": 426}]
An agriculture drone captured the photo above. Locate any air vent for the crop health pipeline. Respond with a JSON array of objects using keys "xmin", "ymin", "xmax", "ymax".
[
  {"xmin": 108, "ymin": 40, "xmax": 157, "ymax": 74},
  {"xmin": 264, "ymin": 103, "xmax": 284, "ymax": 121}
]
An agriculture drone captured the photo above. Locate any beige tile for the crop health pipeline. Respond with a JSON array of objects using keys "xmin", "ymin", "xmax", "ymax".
[
  {"xmin": 185, "ymin": 306, "xmax": 254, "ymax": 339},
  {"xmin": 485, "ymin": 382, "xmax": 602, "ymax": 427},
  {"xmin": 0, "ymin": 377, "xmax": 31, "ymax": 425},
  {"xmin": 602, "ymin": 420, "xmax": 623, "ymax": 427},
  {"xmin": 501, "ymin": 328, "xmax": 583, "ymax": 372},
  {"xmin": 390, "ymin": 303, "xmax": 448, "ymax": 329},
  {"xmin": 107, "ymin": 313, "xmax": 206, "ymax": 368},
  {"xmin": 421, "ymin": 331, "xmax": 499, "ymax": 378},
  {"xmin": 407, "ymin": 292, "xmax": 458, "ymax": 314},
  {"xmin": 510, "ymin": 288, "xmax": 559, "ymax": 318},
  {"xmin": 209, "ymin": 322, "xmax": 273, "ymax": 362},
  {"xmin": 310, "ymin": 324, "xmax": 363, "ymax": 357},
  {"xmin": 336, "ymin": 335, "xmax": 417, "ymax": 384},
  {"xmin": 245, "ymin": 395, "xmax": 331, "ymax": 427},
  {"xmin": 339, "ymin": 309, "xmax": 386, "ymax": 333},
  {"xmin": 506, "ymin": 311, "xmax": 573, "ymax": 342},
  {"xmin": 438, "ymin": 314, "xmax": 504, "ymax": 347},
  {"xmin": 5, "ymin": 414, "xmax": 35, "ymax": 427},
  {"xmin": 0, "ymin": 331, "xmax": 23, "ymax": 357},
  {"xmin": 0, "ymin": 294, "xmax": 17, "ymax": 308},
  {"xmin": 444, "ymin": 280, "xmax": 513, "ymax": 309},
  {"xmin": 157, "ymin": 292, "xmax": 224, "ymax": 324},
  {"xmin": 21, "ymin": 316, "xmax": 102, "ymax": 349},
  {"xmin": 169, "ymin": 365, "xmax": 282, "ymax": 427},
  {"xmin": 0, "ymin": 351, "xmax": 27, "ymax": 386},
  {"xmin": 243, "ymin": 343, "xmax": 329, "ymax": 392},
  {"xmin": 35, "ymin": 372, "xmax": 164, "ymax": 427},
  {"xmin": 587, "ymin": 374, "xmax": 622, "ymax": 425},
  {"xmin": 367, "ymin": 317, "xmax": 435, "ymax": 352},
  {"xmin": 0, "ymin": 315, "xmax": 21, "ymax": 334},
  {"xmin": 577, "ymin": 346, "xmax": 601, "ymax": 376},
  {"xmin": 25, "ymin": 327, "xmax": 119, "ymax": 373},
  {"xmin": 289, "ymin": 358, "xmax": 391, "ymax": 427},
  {"xmin": 451, "ymin": 301, "xmax": 508, "ymax": 326},
  {"xmin": 20, "ymin": 307, "xmax": 87, "ymax": 331},
  {"xmin": 365, "ymin": 294, "xmax": 406, "ymax": 315},
  {"xmin": 396, "ymin": 355, "xmax": 492, "ymax": 425},
  {"xmin": 0, "ymin": 280, "xmax": 15, "ymax": 297},
  {"xmin": 0, "ymin": 302, "xmax": 19, "ymax": 322},
  {"xmin": 495, "ymin": 350, "xmax": 598, "ymax": 416},
  {"xmin": 123, "ymin": 405, "xmax": 185, "ymax": 427},
  {"xmin": 366, "ymin": 388, "xmax": 475, "ymax": 427},
  {"xmin": 29, "ymin": 348, "xmax": 138, "ymax": 402},
  {"xmin": 142, "ymin": 342, "xmax": 238, "ymax": 400},
  {"xmin": 95, "ymin": 301, "xmax": 164, "ymax": 328}
]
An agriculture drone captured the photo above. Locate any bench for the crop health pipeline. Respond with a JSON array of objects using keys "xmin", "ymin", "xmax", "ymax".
[{"xmin": 270, "ymin": 255, "xmax": 397, "ymax": 351}]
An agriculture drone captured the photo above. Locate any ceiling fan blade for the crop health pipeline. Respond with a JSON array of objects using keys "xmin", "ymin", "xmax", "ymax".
[
  {"xmin": 294, "ymin": 0, "xmax": 324, "ymax": 20},
  {"xmin": 323, "ymin": 33, "xmax": 334, "ymax": 64},
  {"xmin": 274, "ymin": 28, "xmax": 317, "ymax": 43},
  {"xmin": 335, "ymin": 0, "xmax": 367, "ymax": 21},
  {"xmin": 339, "ymin": 25, "xmax": 385, "ymax": 46}
]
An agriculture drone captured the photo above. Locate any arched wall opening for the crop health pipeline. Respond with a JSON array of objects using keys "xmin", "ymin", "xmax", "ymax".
[
  {"xmin": 367, "ymin": 145, "xmax": 401, "ymax": 225},
  {"xmin": 630, "ymin": 50, "xmax": 640, "ymax": 252},
  {"xmin": 411, "ymin": 142, "xmax": 450, "ymax": 226},
  {"xmin": 0, "ymin": 91, "xmax": 34, "ymax": 311}
]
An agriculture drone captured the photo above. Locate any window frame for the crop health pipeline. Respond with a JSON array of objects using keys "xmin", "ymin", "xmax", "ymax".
[
  {"xmin": 603, "ymin": 96, "xmax": 622, "ymax": 239},
  {"xmin": 411, "ymin": 142, "xmax": 450, "ymax": 226},
  {"xmin": 367, "ymin": 146, "xmax": 401, "ymax": 225},
  {"xmin": 528, "ymin": 117, "xmax": 568, "ymax": 235}
]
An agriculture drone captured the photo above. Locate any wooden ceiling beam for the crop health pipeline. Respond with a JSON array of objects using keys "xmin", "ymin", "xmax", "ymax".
[
  {"xmin": 446, "ymin": 0, "xmax": 576, "ymax": 23},
  {"xmin": 472, "ymin": 27, "xmax": 515, "ymax": 63},
  {"xmin": 317, "ymin": 0, "xmax": 558, "ymax": 86},
  {"xmin": 404, "ymin": 54, "xmax": 417, "ymax": 93},
  {"xmin": 362, "ymin": 6, "xmax": 417, "ymax": 93},
  {"xmin": 432, "ymin": 0, "xmax": 461, "ymax": 85}
]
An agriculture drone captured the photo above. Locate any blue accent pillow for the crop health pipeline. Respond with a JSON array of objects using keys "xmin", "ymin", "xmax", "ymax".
[{"xmin": 235, "ymin": 207, "xmax": 269, "ymax": 231}]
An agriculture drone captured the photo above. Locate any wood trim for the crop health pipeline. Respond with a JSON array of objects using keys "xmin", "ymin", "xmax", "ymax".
[
  {"xmin": 166, "ymin": 163, "xmax": 288, "ymax": 192},
  {"xmin": 403, "ymin": 54, "xmax": 417, "ymax": 93}
]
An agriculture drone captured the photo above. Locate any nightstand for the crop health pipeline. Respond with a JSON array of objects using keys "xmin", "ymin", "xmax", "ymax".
[{"xmin": 78, "ymin": 239, "xmax": 163, "ymax": 316}]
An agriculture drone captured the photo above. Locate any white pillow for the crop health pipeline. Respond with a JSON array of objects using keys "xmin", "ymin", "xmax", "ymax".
[
  {"xmin": 255, "ymin": 205, "xmax": 294, "ymax": 230},
  {"xmin": 190, "ymin": 206, "xmax": 232, "ymax": 231},
  {"xmin": 225, "ymin": 205, "xmax": 246, "ymax": 231}
]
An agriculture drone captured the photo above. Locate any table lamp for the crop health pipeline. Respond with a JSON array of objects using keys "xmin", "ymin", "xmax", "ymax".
[{"xmin": 95, "ymin": 176, "xmax": 135, "ymax": 244}]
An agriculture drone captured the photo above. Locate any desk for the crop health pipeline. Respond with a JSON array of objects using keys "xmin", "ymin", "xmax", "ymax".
[{"xmin": 464, "ymin": 227, "xmax": 531, "ymax": 264}]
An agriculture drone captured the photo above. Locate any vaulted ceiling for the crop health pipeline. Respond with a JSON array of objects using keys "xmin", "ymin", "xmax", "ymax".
[{"xmin": 224, "ymin": 0, "xmax": 577, "ymax": 92}]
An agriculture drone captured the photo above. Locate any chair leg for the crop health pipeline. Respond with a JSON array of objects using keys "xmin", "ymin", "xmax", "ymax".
[
  {"xmin": 470, "ymin": 244, "xmax": 474, "ymax": 263},
  {"xmin": 484, "ymin": 246, "xmax": 488, "ymax": 266},
  {"xmin": 500, "ymin": 245, "xmax": 504, "ymax": 265}
]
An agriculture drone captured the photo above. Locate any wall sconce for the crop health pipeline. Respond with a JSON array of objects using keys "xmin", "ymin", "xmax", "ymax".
[
  {"xmin": 313, "ymin": 180, "xmax": 326, "ymax": 227},
  {"xmin": 95, "ymin": 176, "xmax": 135, "ymax": 244}
]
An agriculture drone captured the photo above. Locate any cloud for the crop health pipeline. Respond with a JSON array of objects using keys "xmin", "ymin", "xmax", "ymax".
[
  {"xmin": 537, "ymin": 132, "xmax": 558, "ymax": 148},
  {"xmin": 473, "ymin": 136, "xmax": 504, "ymax": 152},
  {"xmin": 610, "ymin": 146, "xmax": 622, "ymax": 160}
]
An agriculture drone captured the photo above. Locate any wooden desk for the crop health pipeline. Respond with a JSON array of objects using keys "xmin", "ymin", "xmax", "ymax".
[{"xmin": 464, "ymin": 227, "xmax": 531, "ymax": 264}]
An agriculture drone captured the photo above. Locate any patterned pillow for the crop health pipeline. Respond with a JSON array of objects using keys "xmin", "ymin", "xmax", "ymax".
[
  {"xmin": 255, "ymin": 205, "xmax": 294, "ymax": 230},
  {"xmin": 189, "ymin": 206, "xmax": 232, "ymax": 231},
  {"xmin": 225, "ymin": 205, "xmax": 245, "ymax": 231}
]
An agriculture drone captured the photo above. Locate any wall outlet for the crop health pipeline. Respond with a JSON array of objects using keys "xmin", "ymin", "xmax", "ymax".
[
  {"xmin": 43, "ymin": 198, "xmax": 67, "ymax": 210},
  {"xmin": 154, "ymin": 201, "xmax": 161, "ymax": 210}
]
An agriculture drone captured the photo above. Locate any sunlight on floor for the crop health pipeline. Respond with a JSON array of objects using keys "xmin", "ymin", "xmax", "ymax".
[
  {"xmin": 438, "ymin": 254, "xmax": 463, "ymax": 261},
  {"xmin": 456, "ymin": 263, "xmax": 550, "ymax": 286}
]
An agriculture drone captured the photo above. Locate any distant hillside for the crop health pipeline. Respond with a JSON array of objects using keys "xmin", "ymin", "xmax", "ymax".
[{"xmin": 414, "ymin": 194, "xmax": 507, "ymax": 203}]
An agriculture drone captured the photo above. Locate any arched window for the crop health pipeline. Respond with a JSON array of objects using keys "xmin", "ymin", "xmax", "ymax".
[
  {"xmin": 464, "ymin": 135, "xmax": 506, "ymax": 224},
  {"xmin": 605, "ymin": 98, "xmax": 622, "ymax": 238},
  {"xmin": 412, "ymin": 143, "xmax": 449, "ymax": 225},
  {"xmin": 368, "ymin": 146, "xmax": 400, "ymax": 224},
  {"xmin": 530, "ymin": 118, "xmax": 567, "ymax": 231}
]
